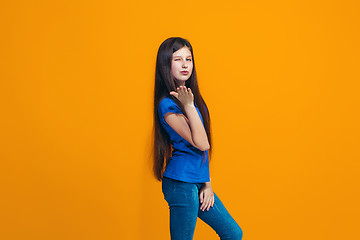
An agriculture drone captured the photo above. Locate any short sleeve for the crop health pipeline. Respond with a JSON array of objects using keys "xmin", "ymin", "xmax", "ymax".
[{"xmin": 158, "ymin": 98, "xmax": 183, "ymax": 126}]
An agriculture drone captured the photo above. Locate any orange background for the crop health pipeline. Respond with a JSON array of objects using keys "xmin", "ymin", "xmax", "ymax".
[{"xmin": 1, "ymin": 0, "xmax": 359, "ymax": 239}]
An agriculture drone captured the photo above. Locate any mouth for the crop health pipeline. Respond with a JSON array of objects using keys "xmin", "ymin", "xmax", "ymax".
[{"xmin": 181, "ymin": 71, "xmax": 189, "ymax": 75}]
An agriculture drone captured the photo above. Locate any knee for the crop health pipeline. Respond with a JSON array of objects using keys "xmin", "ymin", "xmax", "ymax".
[{"xmin": 230, "ymin": 226, "xmax": 243, "ymax": 240}]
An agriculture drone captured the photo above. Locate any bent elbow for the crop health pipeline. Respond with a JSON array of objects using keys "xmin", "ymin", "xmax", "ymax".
[{"xmin": 198, "ymin": 143, "xmax": 210, "ymax": 151}]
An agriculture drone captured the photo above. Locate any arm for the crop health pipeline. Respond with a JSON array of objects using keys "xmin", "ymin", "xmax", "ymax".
[
  {"xmin": 184, "ymin": 104, "xmax": 210, "ymax": 151},
  {"xmin": 164, "ymin": 86, "xmax": 210, "ymax": 151}
]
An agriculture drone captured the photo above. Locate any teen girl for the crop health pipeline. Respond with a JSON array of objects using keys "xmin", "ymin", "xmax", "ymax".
[{"xmin": 153, "ymin": 37, "xmax": 243, "ymax": 240}]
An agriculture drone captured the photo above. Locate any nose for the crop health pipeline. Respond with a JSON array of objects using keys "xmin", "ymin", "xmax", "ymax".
[{"xmin": 182, "ymin": 60, "xmax": 188, "ymax": 68}]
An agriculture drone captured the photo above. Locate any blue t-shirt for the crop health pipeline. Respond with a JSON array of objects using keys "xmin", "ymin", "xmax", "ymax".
[{"xmin": 158, "ymin": 97, "xmax": 210, "ymax": 183}]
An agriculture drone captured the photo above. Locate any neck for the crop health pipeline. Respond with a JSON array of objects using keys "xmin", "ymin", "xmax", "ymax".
[{"xmin": 175, "ymin": 80, "xmax": 186, "ymax": 88}]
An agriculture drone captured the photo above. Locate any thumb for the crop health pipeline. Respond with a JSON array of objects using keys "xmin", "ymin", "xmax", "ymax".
[
  {"xmin": 199, "ymin": 191, "xmax": 204, "ymax": 203},
  {"xmin": 169, "ymin": 91, "xmax": 178, "ymax": 98}
]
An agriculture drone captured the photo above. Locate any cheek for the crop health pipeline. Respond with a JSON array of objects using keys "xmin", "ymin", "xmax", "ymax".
[
  {"xmin": 171, "ymin": 62, "xmax": 180, "ymax": 72},
  {"xmin": 189, "ymin": 62, "xmax": 194, "ymax": 71},
  {"xmin": 170, "ymin": 64, "xmax": 178, "ymax": 77}
]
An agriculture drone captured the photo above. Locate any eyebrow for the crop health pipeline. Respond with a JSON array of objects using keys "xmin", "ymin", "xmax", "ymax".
[{"xmin": 172, "ymin": 55, "xmax": 192, "ymax": 58}]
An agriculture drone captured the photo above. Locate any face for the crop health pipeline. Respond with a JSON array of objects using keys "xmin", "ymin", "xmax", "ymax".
[{"xmin": 171, "ymin": 46, "xmax": 193, "ymax": 85}]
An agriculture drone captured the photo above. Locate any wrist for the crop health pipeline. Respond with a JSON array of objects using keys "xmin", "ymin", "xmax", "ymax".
[
  {"xmin": 183, "ymin": 103, "xmax": 196, "ymax": 113},
  {"xmin": 183, "ymin": 103, "xmax": 195, "ymax": 110}
]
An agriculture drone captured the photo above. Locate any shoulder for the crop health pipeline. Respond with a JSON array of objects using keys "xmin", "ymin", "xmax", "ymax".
[
  {"xmin": 159, "ymin": 96, "xmax": 174, "ymax": 105},
  {"xmin": 158, "ymin": 96, "xmax": 183, "ymax": 116},
  {"xmin": 159, "ymin": 96, "xmax": 178, "ymax": 109}
]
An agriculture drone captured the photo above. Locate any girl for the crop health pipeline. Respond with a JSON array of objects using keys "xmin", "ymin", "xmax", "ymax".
[{"xmin": 153, "ymin": 37, "xmax": 243, "ymax": 240}]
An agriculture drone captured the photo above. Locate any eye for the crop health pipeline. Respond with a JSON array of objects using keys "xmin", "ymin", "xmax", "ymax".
[
  {"xmin": 174, "ymin": 59, "xmax": 180, "ymax": 61},
  {"xmin": 187, "ymin": 58, "xmax": 192, "ymax": 61}
]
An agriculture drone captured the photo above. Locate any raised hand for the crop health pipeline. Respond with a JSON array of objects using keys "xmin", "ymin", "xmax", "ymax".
[{"xmin": 169, "ymin": 86, "xmax": 194, "ymax": 107}]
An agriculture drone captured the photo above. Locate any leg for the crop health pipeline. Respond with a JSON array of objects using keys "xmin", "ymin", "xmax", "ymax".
[
  {"xmin": 162, "ymin": 177, "xmax": 199, "ymax": 240},
  {"xmin": 198, "ymin": 192, "xmax": 243, "ymax": 240}
]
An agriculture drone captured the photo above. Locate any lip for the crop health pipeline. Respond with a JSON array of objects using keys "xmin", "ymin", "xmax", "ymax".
[{"xmin": 180, "ymin": 71, "xmax": 189, "ymax": 75}]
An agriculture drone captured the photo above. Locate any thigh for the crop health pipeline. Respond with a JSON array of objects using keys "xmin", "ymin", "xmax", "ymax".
[
  {"xmin": 162, "ymin": 177, "xmax": 199, "ymax": 240},
  {"xmin": 198, "ymin": 192, "xmax": 243, "ymax": 240}
]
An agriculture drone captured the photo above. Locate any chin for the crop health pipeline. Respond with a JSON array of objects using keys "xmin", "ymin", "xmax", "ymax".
[
  {"xmin": 176, "ymin": 78, "xmax": 188, "ymax": 83},
  {"xmin": 181, "ymin": 76, "xmax": 191, "ymax": 81}
]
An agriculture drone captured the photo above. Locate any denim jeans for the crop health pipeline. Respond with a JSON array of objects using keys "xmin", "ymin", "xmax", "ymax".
[{"xmin": 162, "ymin": 176, "xmax": 243, "ymax": 240}]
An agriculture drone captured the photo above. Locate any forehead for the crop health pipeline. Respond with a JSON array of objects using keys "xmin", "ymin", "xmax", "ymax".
[{"xmin": 172, "ymin": 47, "xmax": 192, "ymax": 57}]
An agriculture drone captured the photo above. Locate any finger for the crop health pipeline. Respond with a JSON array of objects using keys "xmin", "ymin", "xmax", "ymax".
[
  {"xmin": 200, "ymin": 201, "xmax": 206, "ymax": 211},
  {"xmin": 177, "ymin": 86, "xmax": 182, "ymax": 94},
  {"xmin": 201, "ymin": 201, "xmax": 208, "ymax": 211},
  {"xmin": 176, "ymin": 87, "xmax": 181, "ymax": 96},
  {"xmin": 211, "ymin": 197, "xmax": 214, "ymax": 207},
  {"xmin": 206, "ymin": 198, "xmax": 212, "ymax": 211},
  {"xmin": 200, "ymin": 196, "xmax": 208, "ymax": 211},
  {"xmin": 181, "ymin": 86, "xmax": 187, "ymax": 94},
  {"xmin": 203, "ymin": 198, "xmax": 210, "ymax": 211},
  {"xmin": 202, "ymin": 197, "xmax": 210, "ymax": 211},
  {"xmin": 201, "ymin": 203, "xmax": 207, "ymax": 212},
  {"xmin": 199, "ymin": 192, "xmax": 204, "ymax": 204},
  {"xmin": 208, "ymin": 198, "xmax": 214, "ymax": 211},
  {"xmin": 187, "ymin": 88, "xmax": 192, "ymax": 95}
]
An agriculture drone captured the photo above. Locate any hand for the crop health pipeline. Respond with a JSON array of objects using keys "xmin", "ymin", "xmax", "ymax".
[
  {"xmin": 199, "ymin": 182, "xmax": 214, "ymax": 211},
  {"xmin": 169, "ymin": 86, "xmax": 194, "ymax": 107}
]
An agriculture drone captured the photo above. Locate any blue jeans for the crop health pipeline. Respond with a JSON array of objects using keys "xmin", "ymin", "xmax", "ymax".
[{"xmin": 162, "ymin": 176, "xmax": 243, "ymax": 240}]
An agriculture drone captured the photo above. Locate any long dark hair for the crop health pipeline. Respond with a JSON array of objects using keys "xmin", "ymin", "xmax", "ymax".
[{"xmin": 153, "ymin": 37, "xmax": 212, "ymax": 181}]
